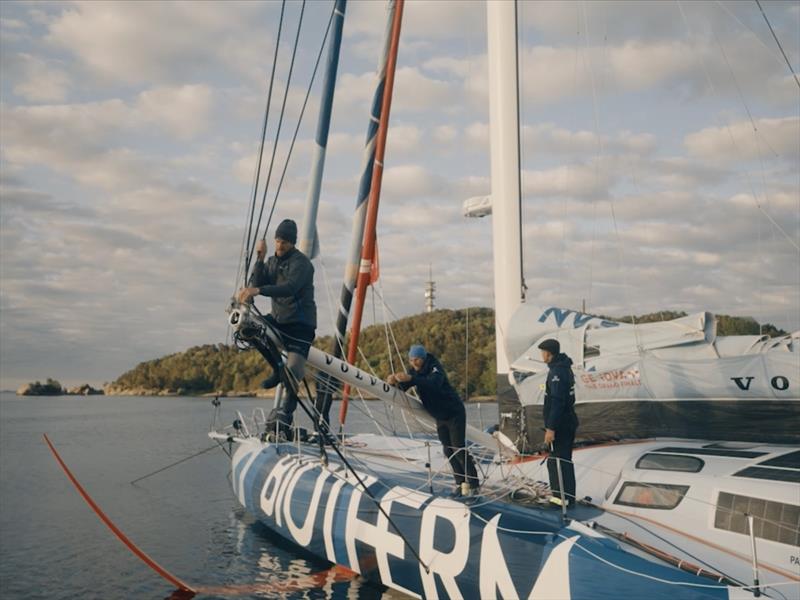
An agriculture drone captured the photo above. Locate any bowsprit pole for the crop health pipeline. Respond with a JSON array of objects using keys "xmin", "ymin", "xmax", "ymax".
[
  {"xmin": 339, "ymin": 0, "xmax": 404, "ymax": 428},
  {"xmin": 315, "ymin": 0, "xmax": 397, "ymax": 430},
  {"xmin": 42, "ymin": 434, "xmax": 196, "ymax": 595}
]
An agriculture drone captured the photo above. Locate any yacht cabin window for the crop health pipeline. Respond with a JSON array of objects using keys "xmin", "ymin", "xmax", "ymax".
[
  {"xmin": 636, "ymin": 453, "xmax": 704, "ymax": 473},
  {"xmin": 614, "ymin": 482, "xmax": 689, "ymax": 510}
]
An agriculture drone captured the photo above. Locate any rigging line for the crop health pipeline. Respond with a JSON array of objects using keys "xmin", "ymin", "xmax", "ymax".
[
  {"xmin": 677, "ymin": 1, "xmax": 800, "ymax": 253},
  {"xmin": 285, "ymin": 377, "xmax": 432, "ymax": 573},
  {"xmin": 591, "ymin": 1, "xmax": 640, "ymax": 339},
  {"xmin": 593, "ymin": 504, "xmax": 747, "ymax": 585},
  {"xmin": 130, "ymin": 444, "xmax": 222, "ymax": 485},
  {"xmin": 249, "ymin": 0, "xmax": 307, "ymax": 260},
  {"xmin": 713, "ymin": 0, "xmax": 790, "ymax": 66},
  {"xmin": 580, "ymin": 1, "xmax": 602, "ymax": 311},
  {"xmin": 262, "ymin": 0, "xmax": 339, "ymax": 246},
  {"xmin": 243, "ymin": 0, "xmax": 288, "ymax": 285},
  {"xmin": 754, "ymin": 0, "xmax": 800, "ymax": 91}
]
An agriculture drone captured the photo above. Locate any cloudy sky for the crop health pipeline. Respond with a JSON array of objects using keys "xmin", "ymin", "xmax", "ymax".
[{"xmin": 1, "ymin": 0, "xmax": 798, "ymax": 390}]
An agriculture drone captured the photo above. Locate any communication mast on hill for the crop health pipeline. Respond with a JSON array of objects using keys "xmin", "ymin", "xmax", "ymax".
[{"xmin": 424, "ymin": 264, "xmax": 436, "ymax": 313}]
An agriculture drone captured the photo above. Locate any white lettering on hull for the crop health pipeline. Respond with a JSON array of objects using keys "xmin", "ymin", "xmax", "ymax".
[
  {"xmin": 344, "ymin": 475, "xmax": 378, "ymax": 572},
  {"xmin": 283, "ymin": 463, "xmax": 328, "ymax": 544},
  {"xmin": 419, "ymin": 497, "xmax": 471, "ymax": 600},
  {"xmin": 528, "ymin": 536, "xmax": 577, "ymax": 599},
  {"xmin": 323, "ymin": 470, "xmax": 347, "ymax": 563},
  {"xmin": 260, "ymin": 455, "xmax": 298, "ymax": 517},
  {"xmin": 480, "ymin": 514, "xmax": 520, "ymax": 599},
  {"xmin": 379, "ymin": 487, "xmax": 428, "ymax": 599}
]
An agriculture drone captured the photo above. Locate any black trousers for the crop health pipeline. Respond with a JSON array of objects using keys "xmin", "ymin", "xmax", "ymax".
[
  {"xmin": 547, "ymin": 427, "xmax": 576, "ymax": 503},
  {"xmin": 437, "ymin": 412, "xmax": 479, "ymax": 488},
  {"xmin": 262, "ymin": 315, "xmax": 315, "ymax": 427}
]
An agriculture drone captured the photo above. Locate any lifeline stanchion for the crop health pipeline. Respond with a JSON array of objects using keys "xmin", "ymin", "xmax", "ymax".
[
  {"xmin": 552, "ymin": 442, "xmax": 568, "ymax": 522},
  {"xmin": 747, "ymin": 514, "xmax": 761, "ymax": 597}
]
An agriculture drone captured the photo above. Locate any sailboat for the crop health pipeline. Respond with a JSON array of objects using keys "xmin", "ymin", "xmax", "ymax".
[{"xmin": 216, "ymin": 1, "xmax": 799, "ymax": 598}]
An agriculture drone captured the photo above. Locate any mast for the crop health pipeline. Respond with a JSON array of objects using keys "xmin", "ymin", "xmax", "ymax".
[
  {"xmin": 486, "ymin": 0, "xmax": 525, "ymax": 395},
  {"xmin": 298, "ymin": 0, "xmax": 347, "ymax": 258},
  {"xmin": 314, "ymin": 0, "xmax": 399, "ymax": 427},
  {"xmin": 339, "ymin": 0, "xmax": 404, "ymax": 428}
]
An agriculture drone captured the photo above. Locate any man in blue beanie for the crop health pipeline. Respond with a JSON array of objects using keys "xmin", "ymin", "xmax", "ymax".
[
  {"xmin": 538, "ymin": 338, "xmax": 578, "ymax": 507},
  {"xmin": 238, "ymin": 219, "xmax": 316, "ymax": 439},
  {"xmin": 388, "ymin": 344, "xmax": 479, "ymax": 496}
]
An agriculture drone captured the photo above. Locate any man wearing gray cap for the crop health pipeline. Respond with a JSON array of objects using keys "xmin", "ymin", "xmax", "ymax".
[
  {"xmin": 388, "ymin": 344, "xmax": 479, "ymax": 496},
  {"xmin": 238, "ymin": 219, "xmax": 316, "ymax": 438},
  {"xmin": 538, "ymin": 338, "xmax": 578, "ymax": 507}
]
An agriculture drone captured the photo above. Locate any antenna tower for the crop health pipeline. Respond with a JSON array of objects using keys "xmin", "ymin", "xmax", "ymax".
[{"xmin": 424, "ymin": 264, "xmax": 436, "ymax": 313}]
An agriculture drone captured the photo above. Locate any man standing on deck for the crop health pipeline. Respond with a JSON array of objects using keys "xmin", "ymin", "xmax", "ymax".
[
  {"xmin": 237, "ymin": 219, "xmax": 316, "ymax": 438},
  {"xmin": 538, "ymin": 338, "xmax": 579, "ymax": 508},
  {"xmin": 388, "ymin": 345, "xmax": 480, "ymax": 496}
]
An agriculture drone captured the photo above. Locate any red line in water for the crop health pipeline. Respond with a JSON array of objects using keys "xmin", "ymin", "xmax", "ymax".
[{"xmin": 42, "ymin": 434, "xmax": 195, "ymax": 594}]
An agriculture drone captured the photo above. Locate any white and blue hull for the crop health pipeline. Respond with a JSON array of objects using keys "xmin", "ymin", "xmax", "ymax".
[{"xmin": 228, "ymin": 438, "xmax": 754, "ymax": 600}]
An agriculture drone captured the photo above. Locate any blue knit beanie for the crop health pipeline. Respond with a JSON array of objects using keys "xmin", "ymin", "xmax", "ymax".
[{"xmin": 408, "ymin": 344, "xmax": 426, "ymax": 359}]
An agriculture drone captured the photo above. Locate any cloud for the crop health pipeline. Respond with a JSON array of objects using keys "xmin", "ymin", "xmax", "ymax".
[
  {"xmin": 10, "ymin": 53, "xmax": 71, "ymax": 102},
  {"xmin": 45, "ymin": 1, "xmax": 270, "ymax": 85},
  {"xmin": 135, "ymin": 84, "xmax": 213, "ymax": 139},
  {"xmin": 346, "ymin": 1, "xmax": 483, "ymax": 42},
  {"xmin": 684, "ymin": 117, "xmax": 800, "ymax": 162},
  {"xmin": 522, "ymin": 164, "xmax": 611, "ymax": 199},
  {"xmin": 467, "ymin": 121, "xmax": 657, "ymax": 157},
  {"xmin": 2, "ymin": 1, "xmax": 798, "ymax": 390},
  {"xmin": 432, "ymin": 125, "xmax": 458, "ymax": 144}
]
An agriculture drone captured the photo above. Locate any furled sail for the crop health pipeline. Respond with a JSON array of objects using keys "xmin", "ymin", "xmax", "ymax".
[{"xmin": 504, "ymin": 305, "xmax": 799, "ymax": 444}]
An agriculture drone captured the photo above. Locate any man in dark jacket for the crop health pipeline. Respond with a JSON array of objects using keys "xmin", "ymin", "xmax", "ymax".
[
  {"xmin": 538, "ymin": 338, "xmax": 578, "ymax": 507},
  {"xmin": 238, "ymin": 219, "xmax": 316, "ymax": 434},
  {"xmin": 388, "ymin": 345, "xmax": 479, "ymax": 495}
]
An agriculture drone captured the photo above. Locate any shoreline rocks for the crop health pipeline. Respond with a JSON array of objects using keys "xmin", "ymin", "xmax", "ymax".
[{"xmin": 17, "ymin": 379, "xmax": 105, "ymax": 396}]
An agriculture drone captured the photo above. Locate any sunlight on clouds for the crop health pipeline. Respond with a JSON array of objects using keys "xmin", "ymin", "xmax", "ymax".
[
  {"xmin": 135, "ymin": 84, "xmax": 213, "ymax": 139},
  {"xmin": 0, "ymin": 0, "xmax": 798, "ymax": 388},
  {"xmin": 46, "ymin": 0, "xmax": 267, "ymax": 84}
]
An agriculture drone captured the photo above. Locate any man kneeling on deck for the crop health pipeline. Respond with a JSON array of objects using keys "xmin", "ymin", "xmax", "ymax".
[
  {"xmin": 538, "ymin": 338, "xmax": 579, "ymax": 508},
  {"xmin": 388, "ymin": 345, "xmax": 479, "ymax": 497}
]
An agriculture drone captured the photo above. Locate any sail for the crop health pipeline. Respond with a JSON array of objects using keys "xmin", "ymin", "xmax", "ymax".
[{"xmin": 504, "ymin": 304, "xmax": 799, "ymax": 444}]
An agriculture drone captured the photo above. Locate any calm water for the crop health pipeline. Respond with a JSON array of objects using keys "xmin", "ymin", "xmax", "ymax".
[{"xmin": 0, "ymin": 392, "xmax": 496, "ymax": 599}]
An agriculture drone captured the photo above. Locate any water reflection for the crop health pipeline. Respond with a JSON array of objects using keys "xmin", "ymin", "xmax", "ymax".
[{"xmin": 191, "ymin": 508, "xmax": 399, "ymax": 599}]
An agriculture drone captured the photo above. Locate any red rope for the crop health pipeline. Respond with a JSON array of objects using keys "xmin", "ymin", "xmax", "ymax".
[{"xmin": 42, "ymin": 434, "xmax": 195, "ymax": 594}]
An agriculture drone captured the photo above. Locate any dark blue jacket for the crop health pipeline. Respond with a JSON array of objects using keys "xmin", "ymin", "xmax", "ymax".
[
  {"xmin": 398, "ymin": 353, "xmax": 464, "ymax": 421},
  {"xmin": 250, "ymin": 248, "xmax": 316, "ymax": 328},
  {"xmin": 543, "ymin": 353, "xmax": 578, "ymax": 431}
]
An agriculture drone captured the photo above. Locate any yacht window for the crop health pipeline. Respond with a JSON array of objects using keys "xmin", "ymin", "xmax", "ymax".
[
  {"xmin": 654, "ymin": 446, "xmax": 766, "ymax": 459},
  {"xmin": 703, "ymin": 442, "xmax": 760, "ymax": 450},
  {"xmin": 614, "ymin": 483, "xmax": 689, "ymax": 510},
  {"xmin": 759, "ymin": 450, "xmax": 800, "ymax": 469},
  {"xmin": 733, "ymin": 466, "xmax": 800, "ymax": 484},
  {"xmin": 715, "ymin": 492, "xmax": 800, "ymax": 547},
  {"xmin": 636, "ymin": 453, "xmax": 704, "ymax": 473}
]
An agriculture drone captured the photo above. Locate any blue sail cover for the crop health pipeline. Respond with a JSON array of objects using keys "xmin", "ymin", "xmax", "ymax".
[{"xmin": 232, "ymin": 443, "xmax": 737, "ymax": 599}]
